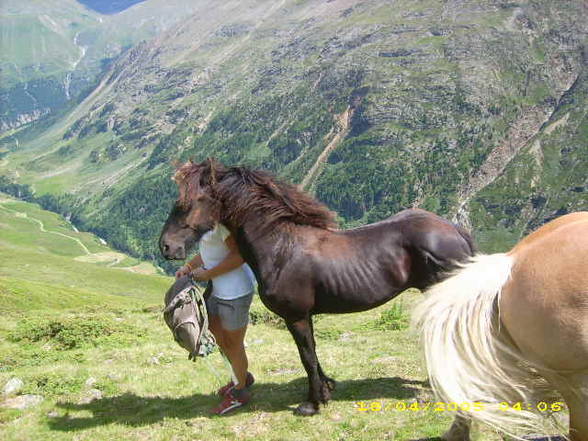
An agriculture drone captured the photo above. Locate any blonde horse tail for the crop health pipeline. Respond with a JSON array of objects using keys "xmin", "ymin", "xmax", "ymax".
[{"xmin": 413, "ymin": 254, "xmax": 557, "ymax": 438}]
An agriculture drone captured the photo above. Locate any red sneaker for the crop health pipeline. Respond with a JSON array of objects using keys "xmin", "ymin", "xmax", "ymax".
[
  {"xmin": 216, "ymin": 372, "xmax": 255, "ymax": 396},
  {"xmin": 210, "ymin": 388, "xmax": 251, "ymax": 416}
]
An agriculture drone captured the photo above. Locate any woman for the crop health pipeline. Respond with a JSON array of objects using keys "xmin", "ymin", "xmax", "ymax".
[{"xmin": 176, "ymin": 222, "xmax": 256, "ymax": 415}]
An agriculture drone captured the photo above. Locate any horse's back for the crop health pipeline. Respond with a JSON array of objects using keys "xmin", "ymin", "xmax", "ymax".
[
  {"xmin": 500, "ymin": 213, "xmax": 588, "ymax": 371},
  {"xmin": 509, "ymin": 211, "xmax": 588, "ymax": 255},
  {"xmin": 346, "ymin": 208, "xmax": 474, "ymax": 270},
  {"xmin": 300, "ymin": 209, "xmax": 472, "ymax": 312}
]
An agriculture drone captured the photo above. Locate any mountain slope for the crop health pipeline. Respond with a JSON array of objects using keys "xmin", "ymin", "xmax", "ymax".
[
  {"xmin": 467, "ymin": 57, "xmax": 588, "ymax": 251},
  {"xmin": 0, "ymin": 0, "xmax": 200, "ymax": 131},
  {"xmin": 1, "ymin": 0, "xmax": 586, "ymax": 263}
]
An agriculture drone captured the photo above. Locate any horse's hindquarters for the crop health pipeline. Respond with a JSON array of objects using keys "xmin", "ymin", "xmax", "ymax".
[
  {"xmin": 499, "ymin": 217, "xmax": 588, "ymax": 440},
  {"xmin": 415, "ymin": 213, "xmax": 588, "ymax": 440},
  {"xmin": 499, "ymin": 220, "xmax": 588, "ymax": 373}
]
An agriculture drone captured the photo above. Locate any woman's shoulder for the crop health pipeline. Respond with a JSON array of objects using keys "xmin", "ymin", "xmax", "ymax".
[
  {"xmin": 201, "ymin": 223, "xmax": 230, "ymax": 243},
  {"xmin": 216, "ymin": 223, "xmax": 231, "ymax": 240}
]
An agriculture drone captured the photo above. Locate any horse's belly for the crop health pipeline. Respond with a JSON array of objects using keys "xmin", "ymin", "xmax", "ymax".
[{"xmin": 311, "ymin": 286, "xmax": 404, "ymax": 314}]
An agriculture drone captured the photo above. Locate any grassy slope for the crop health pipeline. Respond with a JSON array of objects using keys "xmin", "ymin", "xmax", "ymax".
[
  {"xmin": 0, "ymin": 0, "xmax": 94, "ymax": 86},
  {"xmin": 0, "ymin": 0, "xmax": 202, "ymax": 131},
  {"xmin": 0, "ymin": 0, "xmax": 201, "ymax": 86},
  {"xmin": 0, "ymin": 193, "xmax": 170, "ymax": 306},
  {"xmin": 0, "ymin": 197, "xmax": 511, "ymax": 440},
  {"xmin": 0, "ymin": 296, "xmax": 507, "ymax": 441}
]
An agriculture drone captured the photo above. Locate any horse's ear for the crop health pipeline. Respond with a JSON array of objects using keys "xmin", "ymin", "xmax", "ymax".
[
  {"xmin": 205, "ymin": 157, "xmax": 220, "ymax": 172},
  {"xmin": 208, "ymin": 157, "xmax": 218, "ymax": 185},
  {"xmin": 203, "ymin": 158, "xmax": 226, "ymax": 187}
]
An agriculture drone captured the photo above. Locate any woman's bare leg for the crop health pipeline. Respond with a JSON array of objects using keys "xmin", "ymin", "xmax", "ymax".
[{"xmin": 219, "ymin": 325, "xmax": 249, "ymax": 388}]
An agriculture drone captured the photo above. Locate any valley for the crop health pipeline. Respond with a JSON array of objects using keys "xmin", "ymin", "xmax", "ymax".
[{"xmin": 1, "ymin": 0, "xmax": 585, "ymax": 267}]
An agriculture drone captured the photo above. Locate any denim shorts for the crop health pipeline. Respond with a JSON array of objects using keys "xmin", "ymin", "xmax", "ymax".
[{"xmin": 206, "ymin": 292, "xmax": 253, "ymax": 331}]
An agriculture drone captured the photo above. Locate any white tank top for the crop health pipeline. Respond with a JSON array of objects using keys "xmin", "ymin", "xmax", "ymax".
[{"xmin": 199, "ymin": 223, "xmax": 255, "ymax": 300}]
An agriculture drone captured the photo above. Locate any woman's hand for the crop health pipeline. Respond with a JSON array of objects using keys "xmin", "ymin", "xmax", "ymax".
[
  {"xmin": 175, "ymin": 255, "xmax": 203, "ymax": 279},
  {"xmin": 191, "ymin": 267, "xmax": 211, "ymax": 281},
  {"xmin": 175, "ymin": 265, "xmax": 192, "ymax": 279}
]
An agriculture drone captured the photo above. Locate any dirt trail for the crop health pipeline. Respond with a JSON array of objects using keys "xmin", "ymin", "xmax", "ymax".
[
  {"xmin": 301, "ymin": 106, "xmax": 354, "ymax": 191},
  {"xmin": 74, "ymin": 252, "xmax": 125, "ymax": 266},
  {"xmin": 118, "ymin": 263, "xmax": 158, "ymax": 275},
  {"xmin": 0, "ymin": 202, "xmax": 90, "ymax": 255},
  {"xmin": 453, "ymin": 69, "xmax": 580, "ymax": 228}
]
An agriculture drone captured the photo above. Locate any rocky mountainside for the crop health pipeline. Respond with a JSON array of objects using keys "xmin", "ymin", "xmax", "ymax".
[
  {"xmin": 1, "ymin": 0, "xmax": 586, "ymax": 266},
  {"xmin": 0, "ymin": 0, "xmax": 199, "ymax": 131}
]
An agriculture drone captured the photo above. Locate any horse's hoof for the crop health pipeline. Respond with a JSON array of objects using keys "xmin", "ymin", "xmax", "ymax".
[
  {"xmin": 320, "ymin": 383, "xmax": 333, "ymax": 403},
  {"xmin": 294, "ymin": 401, "xmax": 319, "ymax": 416}
]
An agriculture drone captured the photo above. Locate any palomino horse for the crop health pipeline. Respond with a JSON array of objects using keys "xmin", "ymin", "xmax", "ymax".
[
  {"xmin": 159, "ymin": 159, "xmax": 475, "ymax": 417},
  {"xmin": 414, "ymin": 212, "xmax": 588, "ymax": 441}
]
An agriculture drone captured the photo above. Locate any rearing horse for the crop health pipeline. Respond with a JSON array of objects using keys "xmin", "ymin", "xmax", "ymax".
[{"xmin": 159, "ymin": 159, "xmax": 474, "ymax": 416}]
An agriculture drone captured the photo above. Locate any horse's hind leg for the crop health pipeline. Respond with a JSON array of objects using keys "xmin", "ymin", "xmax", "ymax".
[
  {"xmin": 286, "ymin": 317, "xmax": 326, "ymax": 416},
  {"xmin": 442, "ymin": 414, "xmax": 471, "ymax": 441},
  {"xmin": 558, "ymin": 373, "xmax": 588, "ymax": 441}
]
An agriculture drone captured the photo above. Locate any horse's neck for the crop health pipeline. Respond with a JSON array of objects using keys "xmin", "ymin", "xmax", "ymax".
[{"xmin": 233, "ymin": 221, "xmax": 299, "ymax": 283}]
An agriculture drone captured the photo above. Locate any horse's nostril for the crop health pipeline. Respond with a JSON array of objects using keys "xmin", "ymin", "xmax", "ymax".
[{"xmin": 164, "ymin": 244, "xmax": 170, "ymax": 252}]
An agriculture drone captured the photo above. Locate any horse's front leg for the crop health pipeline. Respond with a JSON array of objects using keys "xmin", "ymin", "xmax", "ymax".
[{"xmin": 286, "ymin": 317, "xmax": 325, "ymax": 416}]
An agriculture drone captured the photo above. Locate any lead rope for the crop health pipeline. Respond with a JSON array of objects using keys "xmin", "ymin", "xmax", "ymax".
[{"xmin": 190, "ymin": 285, "xmax": 235, "ymax": 387}]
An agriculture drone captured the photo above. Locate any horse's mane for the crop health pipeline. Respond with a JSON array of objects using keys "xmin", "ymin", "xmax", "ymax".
[{"xmin": 175, "ymin": 160, "xmax": 338, "ymax": 230}]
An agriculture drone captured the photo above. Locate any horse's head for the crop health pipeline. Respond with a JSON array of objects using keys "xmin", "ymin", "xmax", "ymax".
[{"xmin": 159, "ymin": 159, "xmax": 223, "ymax": 260}]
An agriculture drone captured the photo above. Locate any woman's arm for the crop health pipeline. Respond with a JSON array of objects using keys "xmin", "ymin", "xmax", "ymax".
[
  {"xmin": 192, "ymin": 235, "xmax": 244, "ymax": 281},
  {"xmin": 186, "ymin": 254, "xmax": 204, "ymax": 271},
  {"xmin": 175, "ymin": 254, "xmax": 204, "ymax": 278}
]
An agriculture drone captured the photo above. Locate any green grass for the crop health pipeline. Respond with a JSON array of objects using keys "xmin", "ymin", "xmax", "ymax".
[
  {"xmin": 0, "ymin": 277, "xmax": 140, "ymax": 314},
  {"xmin": 0, "ymin": 291, "xmax": 506, "ymax": 441},
  {"xmin": 0, "ymin": 15, "xmax": 80, "ymax": 86}
]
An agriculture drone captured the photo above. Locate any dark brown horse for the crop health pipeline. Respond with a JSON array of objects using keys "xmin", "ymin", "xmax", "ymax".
[{"xmin": 159, "ymin": 159, "xmax": 475, "ymax": 416}]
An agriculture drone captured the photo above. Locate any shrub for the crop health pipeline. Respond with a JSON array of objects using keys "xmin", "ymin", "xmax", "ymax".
[
  {"xmin": 9, "ymin": 314, "xmax": 144, "ymax": 350},
  {"xmin": 314, "ymin": 328, "xmax": 343, "ymax": 340},
  {"xmin": 0, "ymin": 409, "xmax": 22, "ymax": 424},
  {"xmin": 370, "ymin": 303, "xmax": 409, "ymax": 331},
  {"xmin": 23, "ymin": 372, "xmax": 85, "ymax": 396},
  {"xmin": 248, "ymin": 304, "xmax": 285, "ymax": 329}
]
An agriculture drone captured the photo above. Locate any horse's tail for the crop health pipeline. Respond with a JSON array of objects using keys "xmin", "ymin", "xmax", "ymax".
[{"xmin": 413, "ymin": 253, "xmax": 557, "ymax": 438}]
